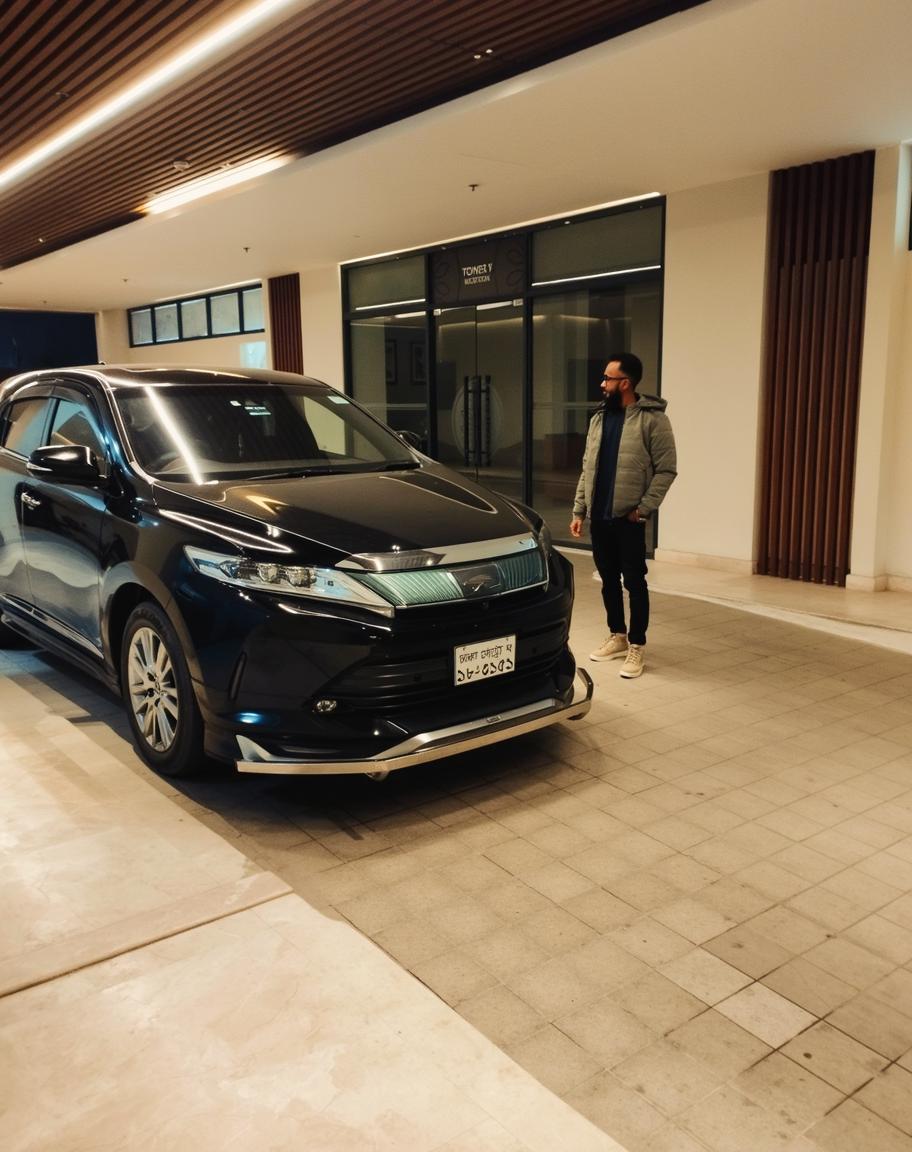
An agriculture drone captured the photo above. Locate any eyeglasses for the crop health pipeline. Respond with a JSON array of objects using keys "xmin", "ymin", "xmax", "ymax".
[{"xmin": 602, "ymin": 374, "xmax": 629, "ymax": 383}]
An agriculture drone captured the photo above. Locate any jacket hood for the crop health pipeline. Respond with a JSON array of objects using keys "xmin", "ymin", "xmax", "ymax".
[
  {"xmin": 594, "ymin": 392, "xmax": 668, "ymax": 417},
  {"xmin": 632, "ymin": 392, "xmax": 668, "ymax": 412}
]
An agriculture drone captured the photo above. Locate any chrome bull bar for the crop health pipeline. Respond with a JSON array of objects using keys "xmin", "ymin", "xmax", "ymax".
[{"xmin": 235, "ymin": 666, "xmax": 594, "ymax": 775}]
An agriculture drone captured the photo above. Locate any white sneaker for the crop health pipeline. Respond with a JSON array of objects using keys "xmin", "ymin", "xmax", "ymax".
[
  {"xmin": 619, "ymin": 644, "xmax": 645, "ymax": 678},
  {"xmin": 589, "ymin": 633, "xmax": 628, "ymax": 661}
]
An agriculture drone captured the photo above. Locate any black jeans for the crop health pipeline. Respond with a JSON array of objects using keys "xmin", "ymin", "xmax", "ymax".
[{"xmin": 590, "ymin": 518, "xmax": 649, "ymax": 646}]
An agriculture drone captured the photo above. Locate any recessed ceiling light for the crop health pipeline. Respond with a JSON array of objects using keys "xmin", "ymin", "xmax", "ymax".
[{"xmin": 172, "ymin": 158, "xmax": 191, "ymax": 171}]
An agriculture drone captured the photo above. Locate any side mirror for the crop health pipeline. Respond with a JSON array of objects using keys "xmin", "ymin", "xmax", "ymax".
[
  {"xmin": 27, "ymin": 443, "xmax": 103, "ymax": 484},
  {"xmin": 397, "ymin": 429, "xmax": 422, "ymax": 450}
]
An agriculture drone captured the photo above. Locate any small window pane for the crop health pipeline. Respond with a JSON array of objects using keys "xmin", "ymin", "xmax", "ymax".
[
  {"xmin": 242, "ymin": 287, "xmax": 264, "ymax": 331},
  {"xmin": 130, "ymin": 309, "xmax": 153, "ymax": 345},
  {"xmin": 211, "ymin": 292, "xmax": 241, "ymax": 335},
  {"xmin": 2, "ymin": 398, "xmax": 50, "ymax": 455},
  {"xmin": 154, "ymin": 303, "xmax": 179, "ymax": 343},
  {"xmin": 533, "ymin": 204, "xmax": 663, "ymax": 284},
  {"xmin": 347, "ymin": 255, "xmax": 425, "ymax": 310},
  {"xmin": 180, "ymin": 298, "xmax": 208, "ymax": 339}
]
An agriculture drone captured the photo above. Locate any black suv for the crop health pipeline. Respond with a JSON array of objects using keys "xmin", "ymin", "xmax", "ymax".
[{"xmin": 0, "ymin": 366, "xmax": 591, "ymax": 777}]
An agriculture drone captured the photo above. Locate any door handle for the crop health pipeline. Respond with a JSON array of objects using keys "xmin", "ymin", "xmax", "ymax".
[
  {"xmin": 20, "ymin": 491, "xmax": 41, "ymax": 509},
  {"xmin": 480, "ymin": 376, "xmax": 491, "ymax": 467},
  {"xmin": 462, "ymin": 375, "xmax": 471, "ymax": 466},
  {"xmin": 464, "ymin": 376, "xmax": 481, "ymax": 466}
]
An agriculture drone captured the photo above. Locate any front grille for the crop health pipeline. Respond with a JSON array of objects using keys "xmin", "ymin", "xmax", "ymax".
[
  {"xmin": 354, "ymin": 549, "xmax": 546, "ymax": 607},
  {"xmin": 325, "ymin": 620, "xmax": 568, "ymax": 712}
]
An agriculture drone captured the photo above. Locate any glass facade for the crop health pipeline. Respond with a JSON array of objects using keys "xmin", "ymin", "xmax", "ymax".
[
  {"xmin": 349, "ymin": 312, "xmax": 428, "ymax": 449},
  {"xmin": 342, "ymin": 200, "xmax": 664, "ymax": 545},
  {"xmin": 532, "ymin": 203, "xmax": 663, "ymax": 283},
  {"xmin": 348, "ymin": 255, "xmax": 425, "ymax": 310}
]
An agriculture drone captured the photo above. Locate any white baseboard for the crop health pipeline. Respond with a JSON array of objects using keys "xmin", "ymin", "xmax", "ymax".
[
  {"xmin": 652, "ymin": 549, "xmax": 754, "ymax": 575},
  {"xmin": 845, "ymin": 574, "xmax": 889, "ymax": 592}
]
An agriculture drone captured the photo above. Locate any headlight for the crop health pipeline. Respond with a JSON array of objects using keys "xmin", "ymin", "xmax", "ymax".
[
  {"xmin": 537, "ymin": 519, "xmax": 553, "ymax": 556},
  {"xmin": 184, "ymin": 547, "xmax": 394, "ymax": 615}
]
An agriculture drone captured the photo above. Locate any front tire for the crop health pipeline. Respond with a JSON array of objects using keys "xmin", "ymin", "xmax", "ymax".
[{"xmin": 120, "ymin": 602, "xmax": 204, "ymax": 777}]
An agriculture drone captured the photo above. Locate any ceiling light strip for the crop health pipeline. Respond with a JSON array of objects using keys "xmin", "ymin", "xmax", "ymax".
[
  {"xmin": 0, "ymin": 0, "xmax": 301, "ymax": 193},
  {"xmin": 142, "ymin": 155, "xmax": 291, "ymax": 214}
]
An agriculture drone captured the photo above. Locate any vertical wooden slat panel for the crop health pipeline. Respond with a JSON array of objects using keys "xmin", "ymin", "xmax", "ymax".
[
  {"xmin": 268, "ymin": 273, "xmax": 303, "ymax": 374},
  {"xmin": 756, "ymin": 151, "xmax": 874, "ymax": 586}
]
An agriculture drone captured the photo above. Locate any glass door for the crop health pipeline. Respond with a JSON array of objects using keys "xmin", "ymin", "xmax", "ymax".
[{"xmin": 434, "ymin": 300, "xmax": 524, "ymax": 500}]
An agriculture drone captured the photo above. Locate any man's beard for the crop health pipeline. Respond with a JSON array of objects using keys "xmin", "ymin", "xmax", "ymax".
[{"xmin": 603, "ymin": 390, "xmax": 623, "ymax": 411}]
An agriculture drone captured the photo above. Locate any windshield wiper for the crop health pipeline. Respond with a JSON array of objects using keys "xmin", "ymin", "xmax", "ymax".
[
  {"xmin": 239, "ymin": 460, "xmax": 418, "ymax": 480},
  {"xmin": 240, "ymin": 465, "xmax": 351, "ymax": 480}
]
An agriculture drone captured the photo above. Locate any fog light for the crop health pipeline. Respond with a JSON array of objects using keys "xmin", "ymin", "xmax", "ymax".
[{"xmin": 313, "ymin": 698, "xmax": 338, "ymax": 714}]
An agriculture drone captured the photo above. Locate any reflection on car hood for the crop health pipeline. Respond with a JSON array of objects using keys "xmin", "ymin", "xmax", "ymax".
[{"xmin": 156, "ymin": 465, "xmax": 533, "ymax": 558}]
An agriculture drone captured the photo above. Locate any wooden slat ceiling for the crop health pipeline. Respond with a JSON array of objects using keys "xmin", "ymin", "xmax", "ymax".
[{"xmin": 0, "ymin": 0, "xmax": 708, "ymax": 270}]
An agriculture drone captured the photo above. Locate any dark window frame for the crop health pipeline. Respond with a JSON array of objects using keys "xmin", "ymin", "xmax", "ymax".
[{"xmin": 127, "ymin": 284, "xmax": 265, "ymax": 347}]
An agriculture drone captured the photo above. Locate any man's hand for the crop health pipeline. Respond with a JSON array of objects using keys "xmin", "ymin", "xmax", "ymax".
[{"xmin": 570, "ymin": 516, "xmax": 583, "ymax": 538}]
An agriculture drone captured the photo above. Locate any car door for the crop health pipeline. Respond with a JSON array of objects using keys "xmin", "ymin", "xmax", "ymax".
[
  {"xmin": 18, "ymin": 384, "xmax": 110, "ymax": 654},
  {"xmin": 0, "ymin": 383, "xmax": 55, "ymax": 618}
]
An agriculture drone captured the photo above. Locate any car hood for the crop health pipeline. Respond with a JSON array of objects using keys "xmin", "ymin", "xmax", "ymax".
[{"xmin": 154, "ymin": 465, "xmax": 536, "ymax": 561}]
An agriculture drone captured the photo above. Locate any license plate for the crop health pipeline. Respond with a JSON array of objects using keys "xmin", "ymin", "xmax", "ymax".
[{"xmin": 454, "ymin": 635, "xmax": 516, "ymax": 685}]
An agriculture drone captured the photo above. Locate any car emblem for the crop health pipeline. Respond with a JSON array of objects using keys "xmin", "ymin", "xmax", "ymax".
[{"xmin": 454, "ymin": 563, "xmax": 503, "ymax": 599}]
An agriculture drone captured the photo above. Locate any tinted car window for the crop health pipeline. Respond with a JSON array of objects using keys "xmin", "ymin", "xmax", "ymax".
[
  {"xmin": 49, "ymin": 398, "xmax": 106, "ymax": 460},
  {"xmin": 116, "ymin": 384, "xmax": 415, "ymax": 478},
  {"xmin": 1, "ymin": 397, "xmax": 51, "ymax": 456}
]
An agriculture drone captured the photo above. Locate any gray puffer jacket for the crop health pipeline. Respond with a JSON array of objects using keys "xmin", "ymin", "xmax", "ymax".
[{"xmin": 572, "ymin": 393, "xmax": 677, "ymax": 521}]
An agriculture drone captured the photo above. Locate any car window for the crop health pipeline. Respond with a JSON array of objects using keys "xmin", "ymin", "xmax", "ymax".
[
  {"xmin": 1, "ymin": 397, "xmax": 52, "ymax": 456},
  {"xmin": 49, "ymin": 398, "xmax": 106, "ymax": 460},
  {"xmin": 115, "ymin": 384, "xmax": 416, "ymax": 478}
]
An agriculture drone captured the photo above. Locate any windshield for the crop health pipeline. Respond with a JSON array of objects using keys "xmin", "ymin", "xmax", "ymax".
[{"xmin": 114, "ymin": 382, "xmax": 417, "ymax": 481}]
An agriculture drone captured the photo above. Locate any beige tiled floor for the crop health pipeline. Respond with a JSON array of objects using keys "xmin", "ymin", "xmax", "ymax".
[
  {"xmin": 0, "ymin": 675, "xmax": 618, "ymax": 1151},
  {"xmin": 4, "ymin": 551, "xmax": 912, "ymax": 1150}
]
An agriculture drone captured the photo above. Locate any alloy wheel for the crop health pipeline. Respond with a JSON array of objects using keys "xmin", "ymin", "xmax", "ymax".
[{"xmin": 127, "ymin": 626, "xmax": 179, "ymax": 752}]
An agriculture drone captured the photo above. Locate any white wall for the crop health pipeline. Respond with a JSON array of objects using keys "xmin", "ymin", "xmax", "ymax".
[
  {"xmin": 883, "ymin": 247, "xmax": 912, "ymax": 586},
  {"xmin": 850, "ymin": 145, "xmax": 912, "ymax": 588},
  {"xmin": 96, "ymin": 307, "xmax": 269, "ymax": 368},
  {"xmin": 657, "ymin": 174, "xmax": 770, "ymax": 570},
  {"xmin": 299, "ymin": 266, "xmax": 344, "ymax": 389}
]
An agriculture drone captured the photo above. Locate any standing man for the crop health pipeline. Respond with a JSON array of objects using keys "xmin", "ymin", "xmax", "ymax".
[{"xmin": 570, "ymin": 353, "xmax": 677, "ymax": 678}]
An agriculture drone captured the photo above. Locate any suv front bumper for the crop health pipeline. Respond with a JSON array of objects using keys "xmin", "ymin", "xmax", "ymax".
[{"xmin": 234, "ymin": 666, "xmax": 593, "ymax": 775}]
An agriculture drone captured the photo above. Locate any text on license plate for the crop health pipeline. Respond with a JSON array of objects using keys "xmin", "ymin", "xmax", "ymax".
[{"xmin": 454, "ymin": 635, "xmax": 516, "ymax": 685}]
